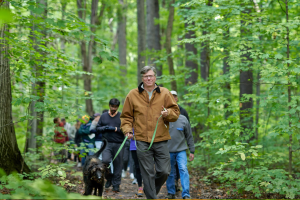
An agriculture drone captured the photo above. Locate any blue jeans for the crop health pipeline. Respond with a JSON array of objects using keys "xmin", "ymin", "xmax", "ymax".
[
  {"xmin": 166, "ymin": 151, "xmax": 190, "ymax": 198},
  {"xmin": 80, "ymin": 143, "xmax": 95, "ymax": 165}
]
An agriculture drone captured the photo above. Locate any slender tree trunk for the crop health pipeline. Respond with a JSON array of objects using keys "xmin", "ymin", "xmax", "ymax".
[
  {"xmin": 60, "ymin": 0, "xmax": 67, "ymax": 52},
  {"xmin": 160, "ymin": 0, "xmax": 166, "ymax": 45},
  {"xmin": 33, "ymin": 0, "xmax": 47, "ymax": 152},
  {"xmin": 146, "ymin": 0, "xmax": 155, "ymax": 65},
  {"xmin": 165, "ymin": 0, "xmax": 176, "ymax": 91},
  {"xmin": 200, "ymin": 34, "xmax": 210, "ymax": 81},
  {"xmin": 200, "ymin": 0, "xmax": 212, "ymax": 82},
  {"xmin": 252, "ymin": 0, "xmax": 261, "ymax": 142},
  {"xmin": 185, "ymin": 20, "xmax": 198, "ymax": 85},
  {"xmin": 137, "ymin": 0, "xmax": 146, "ymax": 84},
  {"xmin": 200, "ymin": 0, "xmax": 212, "ymax": 129},
  {"xmin": 118, "ymin": 0, "xmax": 127, "ymax": 80},
  {"xmin": 146, "ymin": 0, "xmax": 162, "ymax": 77},
  {"xmin": 26, "ymin": 16, "xmax": 37, "ymax": 152},
  {"xmin": 153, "ymin": 0, "xmax": 162, "ymax": 77},
  {"xmin": 94, "ymin": 0, "xmax": 105, "ymax": 55},
  {"xmin": 255, "ymin": 71, "xmax": 260, "ymax": 140},
  {"xmin": 285, "ymin": 0, "xmax": 292, "ymax": 175},
  {"xmin": 240, "ymin": 2, "xmax": 253, "ymax": 141},
  {"xmin": 223, "ymin": 28, "xmax": 231, "ymax": 119},
  {"xmin": 77, "ymin": 0, "xmax": 104, "ymax": 116},
  {"xmin": 0, "ymin": 0, "xmax": 31, "ymax": 174}
]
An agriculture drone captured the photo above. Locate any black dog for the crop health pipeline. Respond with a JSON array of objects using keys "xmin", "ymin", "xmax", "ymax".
[{"xmin": 83, "ymin": 139, "xmax": 109, "ymax": 196}]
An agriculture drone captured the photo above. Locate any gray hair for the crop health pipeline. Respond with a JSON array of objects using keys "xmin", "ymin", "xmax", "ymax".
[{"xmin": 140, "ymin": 66, "xmax": 157, "ymax": 76}]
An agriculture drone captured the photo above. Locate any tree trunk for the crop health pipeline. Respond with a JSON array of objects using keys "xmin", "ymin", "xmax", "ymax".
[
  {"xmin": 118, "ymin": 0, "xmax": 127, "ymax": 80},
  {"xmin": 146, "ymin": 0, "xmax": 162, "ymax": 77},
  {"xmin": 165, "ymin": 0, "xmax": 176, "ymax": 91},
  {"xmin": 185, "ymin": 20, "xmax": 198, "ymax": 85},
  {"xmin": 77, "ymin": 0, "xmax": 103, "ymax": 116},
  {"xmin": 285, "ymin": 0, "xmax": 292, "ymax": 175},
  {"xmin": 60, "ymin": 0, "xmax": 67, "ymax": 52},
  {"xmin": 240, "ymin": 2, "xmax": 253, "ymax": 141},
  {"xmin": 200, "ymin": 35, "xmax": 210, "ymax": 81},
  {"xmin": 26, "ymin": 20, "xmax": 37, "ymax": 151},
  {"xmin": 137, "ymin": 0, "xmax": 146, "ymax": 84},
  {"xmin": 255, "ymin": 71, "xmax": 260, "ymax": 140},
  {"xmin": 200, "ymin": 0, "xmax": 212, "ymax": 81},
  {"xmin": 35, "ymin": 0, "xmax": 47, "ymax": 153},
  {"xmin": 200, "ymin": 0, "xmax": 212, "ymax": 132},
  {"xmin": 25, "ymin": 0, "xmax": 47, "ymax": 152},
  {"xmin": 223, "ymin": 28, "xmax": 231, "ymax": 119},
  {"xmin": 0, "ymin": 0, "xmax": 31, "ymax": 174}
]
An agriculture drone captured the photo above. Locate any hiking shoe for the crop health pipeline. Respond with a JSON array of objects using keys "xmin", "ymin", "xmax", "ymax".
[
  {"xmin": 112, "ymin": 185, "xmax": 120, "ymax": 192},
  {"xmin": 132, "ymin": 178, "xmax": 137, "ymax": 184},
  {"xmin": 122, "ymin": 170, "xmax": 126, "ymax": 178},
  {"xmin": 105, "ymin": 179, "xmax": 112, "ymax": 188},
  {"xmin": 165, "ymin": 193, "xmax": 175, "ymax": 199},
  {"xmin": 137, "ymin": 187, "xmax": 143, "ymax": 197},
  {"xmin": 130, "ymin": 173, "xmax": 135, "ymax": 179},
  {"xmin": 183, "ymin": 196, "xmax": 190, "ymax": 199}
]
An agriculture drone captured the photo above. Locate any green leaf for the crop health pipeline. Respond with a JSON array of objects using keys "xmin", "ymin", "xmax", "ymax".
[
  {"xmin": 240, "ymin": 153, "xmax": 245, "ymax": 160},
  {"xmin": 274, "ymin": 53, "xmax": 283, "ymax": 60},
  {"xmin": 93, "ymin": 56, "xmax": 102, "ymax": 64},
  {"xmin": 0, "ymin": 8, "xmax": 14, "ymax": 25},
  {"xmin": 60, "ymin": 181, "xmax": 65, "ymax": 186}
]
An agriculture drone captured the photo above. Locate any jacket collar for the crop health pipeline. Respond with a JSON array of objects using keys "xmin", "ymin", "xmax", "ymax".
[{"xmin": 138, "ymin": 82, "xmax": 161, "ymax": 93}]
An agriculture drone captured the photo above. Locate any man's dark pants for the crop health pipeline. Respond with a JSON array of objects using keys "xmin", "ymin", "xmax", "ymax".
[
  {"xmin": 136, "ymin": 140, "xmax": 171, "ymax": 199},
  {"xmin": 102, "ymin": 142, "xmax": 124, "ymax": 187}
]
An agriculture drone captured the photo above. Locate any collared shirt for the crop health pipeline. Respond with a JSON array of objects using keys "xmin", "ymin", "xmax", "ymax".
[{"xmin": 141, "ymin": 83, "xmax": 158, "ymax": 101}]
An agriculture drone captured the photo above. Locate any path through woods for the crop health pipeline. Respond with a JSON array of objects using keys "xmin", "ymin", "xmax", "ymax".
[{"xmin": 65, "ymin": 165, "xmax": 284, "ymax": 199}]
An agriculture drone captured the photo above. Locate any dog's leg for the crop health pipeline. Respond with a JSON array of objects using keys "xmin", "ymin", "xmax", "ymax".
[
  {"xmin": 93, "ymin": 186, "xmax": 97, "ymax": 195},
  {"xmin": 84, "ymin": 181, "xmax": 93, "ymax": 195},
  {"xmin": 97, "ymin": 180, "xmax": 104, "ymax": 196}
]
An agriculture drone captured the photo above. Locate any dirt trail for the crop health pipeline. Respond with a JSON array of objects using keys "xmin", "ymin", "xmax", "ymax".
[{"xmin": 69, "ymin": 166, "xmax": 225, "ymax": 199}]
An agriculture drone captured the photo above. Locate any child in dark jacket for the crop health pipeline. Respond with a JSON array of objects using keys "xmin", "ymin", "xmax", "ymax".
[{"xmin": 78, "ymin": 115, "xmax": 95, "ymax": 165}]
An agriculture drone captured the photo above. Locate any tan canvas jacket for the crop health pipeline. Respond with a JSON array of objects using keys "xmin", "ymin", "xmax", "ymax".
[{"xmin": 120, "ymin": 83, "xmax": 180, "ymax": 143}]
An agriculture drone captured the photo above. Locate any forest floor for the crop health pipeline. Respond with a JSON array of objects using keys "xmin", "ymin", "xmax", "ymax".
[
  {"xmin": 0, "ymin": 160, "xmax": 287, "ymax": 199},
  {"xmin": 66, "ymin": 163, "xmax": 225, "ymax": 199},
  {"xmin": 65, "ymin": 163, "xmax": 284, "ymax": 199}
]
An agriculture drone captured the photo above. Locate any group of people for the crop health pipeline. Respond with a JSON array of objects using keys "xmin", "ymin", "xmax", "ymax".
[{"xmin": 53, "ymin": 66, "xmax": 195, "ymax": 199}]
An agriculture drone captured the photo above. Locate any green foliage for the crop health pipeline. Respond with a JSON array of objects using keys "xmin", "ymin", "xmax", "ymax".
[
  {"xmin": 174, "ymin": 0, "xmax": 300, "ymax": 198},
  {"xmin": 0, "ymin": 172, "xmax": 97, "ymax": 199},
  {"xmin": 3, "ymin": 0, "xmax": 300, "ymax": 198},
  {"xmin": 0, "ymin": 8, "xmax": 14, "ymax": 25},
  {"xmin": 211, "ymin": 143, "xmax": 300, "ymax": 198},
  {"xmin": 38, "ymin": 165, "xmax": 75, "ymax": 187}
]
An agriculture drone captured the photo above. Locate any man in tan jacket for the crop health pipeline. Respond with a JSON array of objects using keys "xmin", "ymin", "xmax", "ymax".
[{"xmin": 121, "ymin": 66, "xmax": 180, "ymax": 199}]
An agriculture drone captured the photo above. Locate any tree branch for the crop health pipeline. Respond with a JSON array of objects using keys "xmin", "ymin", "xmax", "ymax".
[
  {"xmin": 96, "ymin": 1, "xmax": 106, "ymax": 26},
  {"xmin": 277, "ymin": 0, "xmax": 286, "ymax": 14}
]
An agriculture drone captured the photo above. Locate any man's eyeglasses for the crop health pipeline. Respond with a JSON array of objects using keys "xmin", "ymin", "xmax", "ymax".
[{"xmin": 142, "ymin": 75, "xmax": 155, "ymax": 79}]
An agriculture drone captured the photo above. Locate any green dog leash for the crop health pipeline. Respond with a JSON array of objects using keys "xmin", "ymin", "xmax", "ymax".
[
  {"xmin": 108, "ymin": 114, "xmax": 163, "ymax": 168},
  {"xmin": 134, "ymin": 114, "xmax": 162, "ymax": 152}
]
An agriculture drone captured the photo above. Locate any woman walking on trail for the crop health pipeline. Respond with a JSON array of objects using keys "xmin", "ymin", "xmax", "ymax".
[{"xmin": 121, "ymin": 66, "xmax": 180, "ymax": 199}]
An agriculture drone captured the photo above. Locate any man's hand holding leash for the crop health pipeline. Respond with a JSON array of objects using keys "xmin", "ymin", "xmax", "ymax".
[
  {"xmin": 125, "ymin": 132, "xmax": 133, "ymax": 139},
  {"xmin": 161, "ymin": 106, "xmax": 168, "ymax": 117}
]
